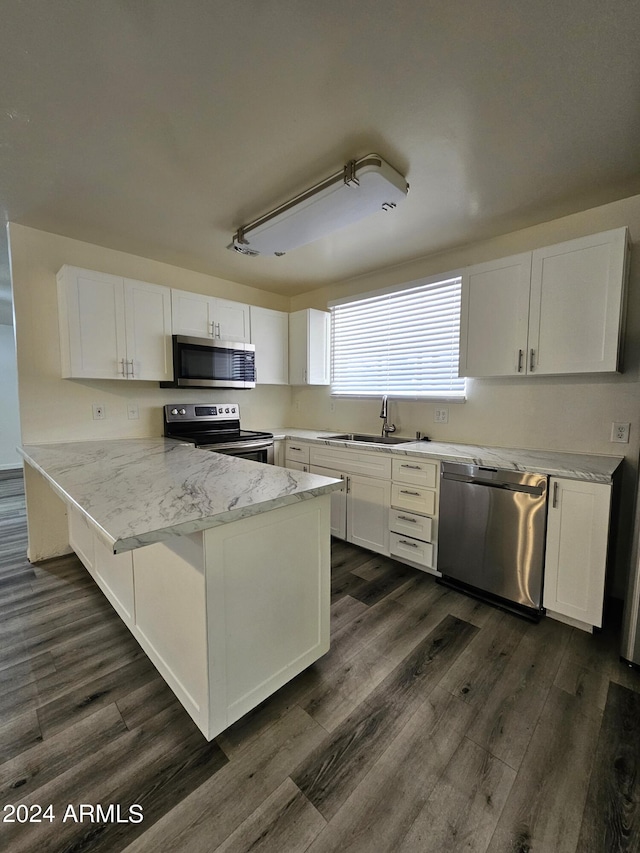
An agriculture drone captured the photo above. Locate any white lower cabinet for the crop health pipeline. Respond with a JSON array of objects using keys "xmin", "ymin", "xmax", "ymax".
[
  {"xmin": 67, "ymin": 495, "xmax": 331, "ymax": 740},
  {"xmin": 543, "ymin": 477, "xmax": 612, "ymax": 629},
  {"xmin": 309, "ymin": 464, "xmax": 347, "ymax": 538},
  {"xmin": 390, "ymin": 458, "xmax": 439, "ymax": 573},
  {"xmin": 305, "ymin": 445, "xmax": 391, "ymax": 555},
  {"xmin": 94, "ymin": 536, "xmax": 135, "ymax": 626},
  {"xmin": 273, "ymin": 439, "xmax": 285, "ymax": 468},
  {"xmin": 68, "ymin": 506, "xmax": 134, "ymax": 625},
  {"xmin": 346, "ymin": 474, "xmax": 391, "ymax": 556}
]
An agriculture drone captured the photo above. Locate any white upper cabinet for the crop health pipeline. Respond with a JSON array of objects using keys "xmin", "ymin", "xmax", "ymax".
[
  {"xmin": 57, "ymin": 266, "xmax": 172, "ymax": 381},
  {"xmin": 459, "ymin": 253, "xmax": 532, "ymax": 377},
  {"xmin": 289, "ymin": 308, "xmax": 331, "ymax": 385},
  {"xmin": 171, "ymin": 289, "xmax": 251, "ymax": 343},
  {"xmin": 123, "ymin": 278, "xmax": 173, "ymax": 381},
  {"xmin": 459, "ymin": 227, "xmax": 629, "ymax": 377},
  {"xmin": 171, "ymin": 289, "xmax": 214, "ymax": 338},
  {"xmin": 528, "ymin": 228, "xmax": 629, "ymax": 375},
  {"xmin": 250, "ymin": 306, "xmax": 289, "ymax": 385},
  {"xmin": 214, "ymin": 298, "xmax": 251, "ymax": 342}
]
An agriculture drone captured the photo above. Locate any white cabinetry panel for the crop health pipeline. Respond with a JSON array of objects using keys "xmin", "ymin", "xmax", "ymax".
[
  {"xmin": 543, "ymin": 478, "xmax": 611, "ymax": 628},
  {"xmin": 250, "ymin": 306, "xmax": 289, "ymax": 384},
  {"xmin": 57, "ymin": 266, "xmax": 172, "ymax": 381},
  {"xmin": 94, "ymin": 535, "xmax": 135, "ymax": 625},
  {"xmin": 459, "ymin": 253, "xmax": 532, "ymax": 378},
  {"xmin": 124, "ymin": 278, "xmax": 172, "ymax": 381},
  {"xmin": 172, "ymin": 289, "xmax": 251, "ymax": 342},
  {"xmin": 289, "ymin": 309, "xmax": 330, "ymax": 385},
  {"xmin": 529, "ymin": 228, "xmax": 628, "ymax": 374},
  {"xmin": 347, "ymin": 474, "xmax": 390, "ymax": 556},
  {"xmin": 459, "ymin": 227, "xmax": 628, "ymax": 378}
]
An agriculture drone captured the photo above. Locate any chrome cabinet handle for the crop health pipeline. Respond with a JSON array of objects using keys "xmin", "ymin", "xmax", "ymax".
[
  {"xmin": 215, "ymin": 322, "xmax": 221, "ymax": 338},
  {"xmin": 552, "ymin": 481, "xmax": 559, "ymax": 508},
  {"xmin": 517, "ymin": 349, "xmax": 524, "ymax": 372},
  {"xmin": 401, "ymin": 464, "xmax": 421, "ymax": 470},
  {"xmin": 400, "ymin": 489, "xmax": 420, "ymax": 496},
  {"xmin": 398, "ymin": 515, "xmax": 417, "ymax": 522},
  {"xmin": 399, "ymin": 539, "xmax": 419, "ymax": 548},
  {"xmin": 120, "ymin": 358, "xmax": 126, "ymax": 377},
  {"xmin": 128, "ymin": 359, "xmax": 134, "ymax": 378},
  {"xmin": 209, "ymin": 321, "xmax": 215, "ymax": 337},
  {"xmin": 290, "ymin": 446, "xmax": 301, "ymax": 451},
  {"xmin": 529, "ymin": 348, "xmax": 536, "ymax": 372}
]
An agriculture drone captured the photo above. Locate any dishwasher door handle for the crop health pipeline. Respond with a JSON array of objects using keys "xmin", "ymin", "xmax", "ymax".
[{"xmin": 442, "ymin": 472, "xmax": 545, "ymax": 496}]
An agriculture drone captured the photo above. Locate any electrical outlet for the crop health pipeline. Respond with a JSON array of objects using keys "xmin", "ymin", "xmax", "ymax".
[
  {"xmin": 92, "ymin": 404, "xmax": 106, "ymax": 421},
  {"xmin": 611, "ymin": 422, "xmax": 630, "ymax": 443},
  {"xmin": 127, "ymin": 402, "xmax": 139, "ymax": 420},
  {"xmin": 434, "ymin": 408, "xmax": 449, "ymax": 424}
]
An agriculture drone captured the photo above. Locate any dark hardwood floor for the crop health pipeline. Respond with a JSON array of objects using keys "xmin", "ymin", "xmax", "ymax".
[{"xmin": 1, "ymin": 471, "xmax": 639, "ymax": 852}]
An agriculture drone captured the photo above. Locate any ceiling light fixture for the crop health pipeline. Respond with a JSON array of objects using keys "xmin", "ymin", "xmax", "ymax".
[{"xmin": 229, "ymin": 153, "xmax": 409, "ymax": 257}]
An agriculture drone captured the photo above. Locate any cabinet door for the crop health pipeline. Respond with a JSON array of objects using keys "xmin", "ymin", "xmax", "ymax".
[
  {"xmin": 58, "ymin": 266, "xmax": 127, "ymax": 379},
  {"xmin": 171, "ymin": 288, "xmax": 215, "ymax": 338},
  {"xmin": 347, "ymin": 474, "xmax": 390, "ymax": 556},
  {"xmin": 307, "ymin": 309, "xmax": 331, "ymax": 384},
  {"xmin": 310, "ymin": 464, "xmax": 347, "ymax": 539},
  {"xmin": 543, "ymin": 478, "xmax": 611, "ymax": 628},
  {"xmin": 94, "ymin": 536, "xmax": 135, "ymax": 626},
  {"xmin": 124, "ymin": 279, "xmax": 173, "ymax": 381},
  {"xmin": 286, "ymin": 460, "xmax": 308, "ymax": 472},
  {"xmin": 459, "ymin": 253, "xmax": 531, "ymax": 377},
  {"xmin": 213, "ymin": 298, "xmax": 251, "ymax": 342},
  {"xmin": 250, "ymin": 306, "xmax": 288, "ymax": 384},
  {"xmin": 528, "ymin": 228, "xmax": 628, "ymax": 374},
  {"xmin": 289, "ymin": 309, "xmax": 330, "ymax": 385},
  {"xmin": 273, "ymin": 439, "xmax": 286, "ymax": 468}
]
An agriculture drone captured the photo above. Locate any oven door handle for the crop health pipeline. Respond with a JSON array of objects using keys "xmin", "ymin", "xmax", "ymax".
[{"xmin": 205, "ymin": 440, "xmax": 274, "ymax": 452}]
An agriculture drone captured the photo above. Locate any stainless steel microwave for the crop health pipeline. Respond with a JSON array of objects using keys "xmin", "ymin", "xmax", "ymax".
[{"xmin": 160, "ymin": 335, "xmax": 256, "ymax": 389}]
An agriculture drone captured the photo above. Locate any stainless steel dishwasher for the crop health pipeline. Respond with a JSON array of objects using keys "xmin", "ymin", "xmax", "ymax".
[{"xmin": 438, "ymin": 461, "xmax": 548, "ymax": 619}]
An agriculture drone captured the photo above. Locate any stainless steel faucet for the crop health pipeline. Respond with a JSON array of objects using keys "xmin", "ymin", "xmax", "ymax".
[{"xmin": 380, "ymin": 395, "xmax": 396, "ymax": 436}]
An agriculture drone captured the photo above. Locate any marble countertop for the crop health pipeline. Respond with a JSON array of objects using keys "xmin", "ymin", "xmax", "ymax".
[
  {"xmin": 19, "ymin": 438, "xmax": 343, "ymax": 554},
  {"xmin": 267, "ymin": 428, "xmax": 623, "ymax": 483}
]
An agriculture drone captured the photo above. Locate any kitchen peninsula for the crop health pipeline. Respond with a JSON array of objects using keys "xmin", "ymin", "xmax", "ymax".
[{"xmin": 19, "ymin": 438, "xmax": 344, "ymax": 740}]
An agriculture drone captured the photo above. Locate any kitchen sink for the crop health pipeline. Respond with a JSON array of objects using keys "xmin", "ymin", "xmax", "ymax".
[{"xmin": 325, "ymin": 433, "xmax": 414, "ymax": 445}]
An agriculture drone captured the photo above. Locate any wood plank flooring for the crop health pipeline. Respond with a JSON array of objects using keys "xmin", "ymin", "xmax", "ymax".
[{"xmin": 1, "ymin": 472, "xmax": 639, "ymax": 852}]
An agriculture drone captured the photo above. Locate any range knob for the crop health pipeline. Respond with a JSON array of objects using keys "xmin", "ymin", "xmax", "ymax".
[
  {"xmin": 225, "ymin": 407, "xmax": 230, "ymax": 413},
  {"xmin": 179, "ymin": 408, "xmax": 187, "ymax": 415},
  {"xmin": 170, "ymin": 408, "xmax": 179, "ymax": 415}
]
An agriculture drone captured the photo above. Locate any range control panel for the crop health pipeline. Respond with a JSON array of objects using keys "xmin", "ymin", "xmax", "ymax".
[{"xmin": 164, "ymin": 403, "xmax": 240, "ymax": 423}]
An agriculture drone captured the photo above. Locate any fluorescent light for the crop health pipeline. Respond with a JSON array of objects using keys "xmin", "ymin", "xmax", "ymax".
[{"xmin": 229, "ymin": 154, "xmax": 409, "ymax": 257}]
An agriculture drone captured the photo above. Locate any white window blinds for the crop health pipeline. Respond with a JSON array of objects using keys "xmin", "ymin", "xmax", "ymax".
[{"xmin": 330, "ymin": 276, "xmax": 465, "ymax": 398}]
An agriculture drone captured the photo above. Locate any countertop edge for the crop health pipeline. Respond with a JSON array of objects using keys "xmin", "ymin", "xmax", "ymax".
[{"xmin": 269, "ymin": 430, "xmax": 624, "ymax": 483}]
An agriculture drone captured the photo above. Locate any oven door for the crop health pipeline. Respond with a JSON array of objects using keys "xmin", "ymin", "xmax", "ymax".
[
  {"xmin": 167, "ymin": 335, "xmax": 256, "ymax": 389},
  {"xmin": 204, "ymin": 440, "xmax": 274, "ymax": 464}
]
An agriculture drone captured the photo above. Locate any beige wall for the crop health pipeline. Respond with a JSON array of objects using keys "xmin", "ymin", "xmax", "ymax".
[
  {"xmin": 289, "ymin": 194, "xmax": 640, "ymax": 598},
  {"xmin": 9, "ymin": 224, "xmax": 291, "ymax": 560}
]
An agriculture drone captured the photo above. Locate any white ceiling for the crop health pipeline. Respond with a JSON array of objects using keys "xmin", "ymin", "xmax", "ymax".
[{"xmin": 1, "ymin": 0, "xmax": 640, "ymax": 324}]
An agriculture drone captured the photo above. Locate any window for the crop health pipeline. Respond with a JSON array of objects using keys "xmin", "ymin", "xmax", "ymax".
[{"xmin": 330, "ymin": 275, "xmax": 465, "ymax": 398}]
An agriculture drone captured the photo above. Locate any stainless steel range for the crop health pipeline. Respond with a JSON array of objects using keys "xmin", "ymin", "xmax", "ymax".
[{"xmin": 164, "ymin": 403, "xmax": 274, "ymax": 464}]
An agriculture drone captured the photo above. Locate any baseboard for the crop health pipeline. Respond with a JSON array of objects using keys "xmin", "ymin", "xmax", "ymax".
[{"xmin": 0, "ymin": 466, "xmax": 23, "ymax": 480}]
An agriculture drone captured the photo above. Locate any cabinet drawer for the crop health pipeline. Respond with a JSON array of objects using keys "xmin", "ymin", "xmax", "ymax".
[
  {"xmin": 310, "ymin": 446, "xmax": 392, "ymax": 479},
  {"xmin": 285, "ymin": 441, "xmax": 310, "ymax": 463},
  {"xmin": 391, "ymin": 483, "xmax": 436, "ymax": 515},
  {"xmin": 390, "ymin": 533, "xmax": 434, "ymax": 568},
  {"xmin": 392, "ymin": 458, "xmax": 438, "ymax": 488},
  {"xmin": 389, "ymin": 509, "xmax": 433, "ymax": 542}
]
